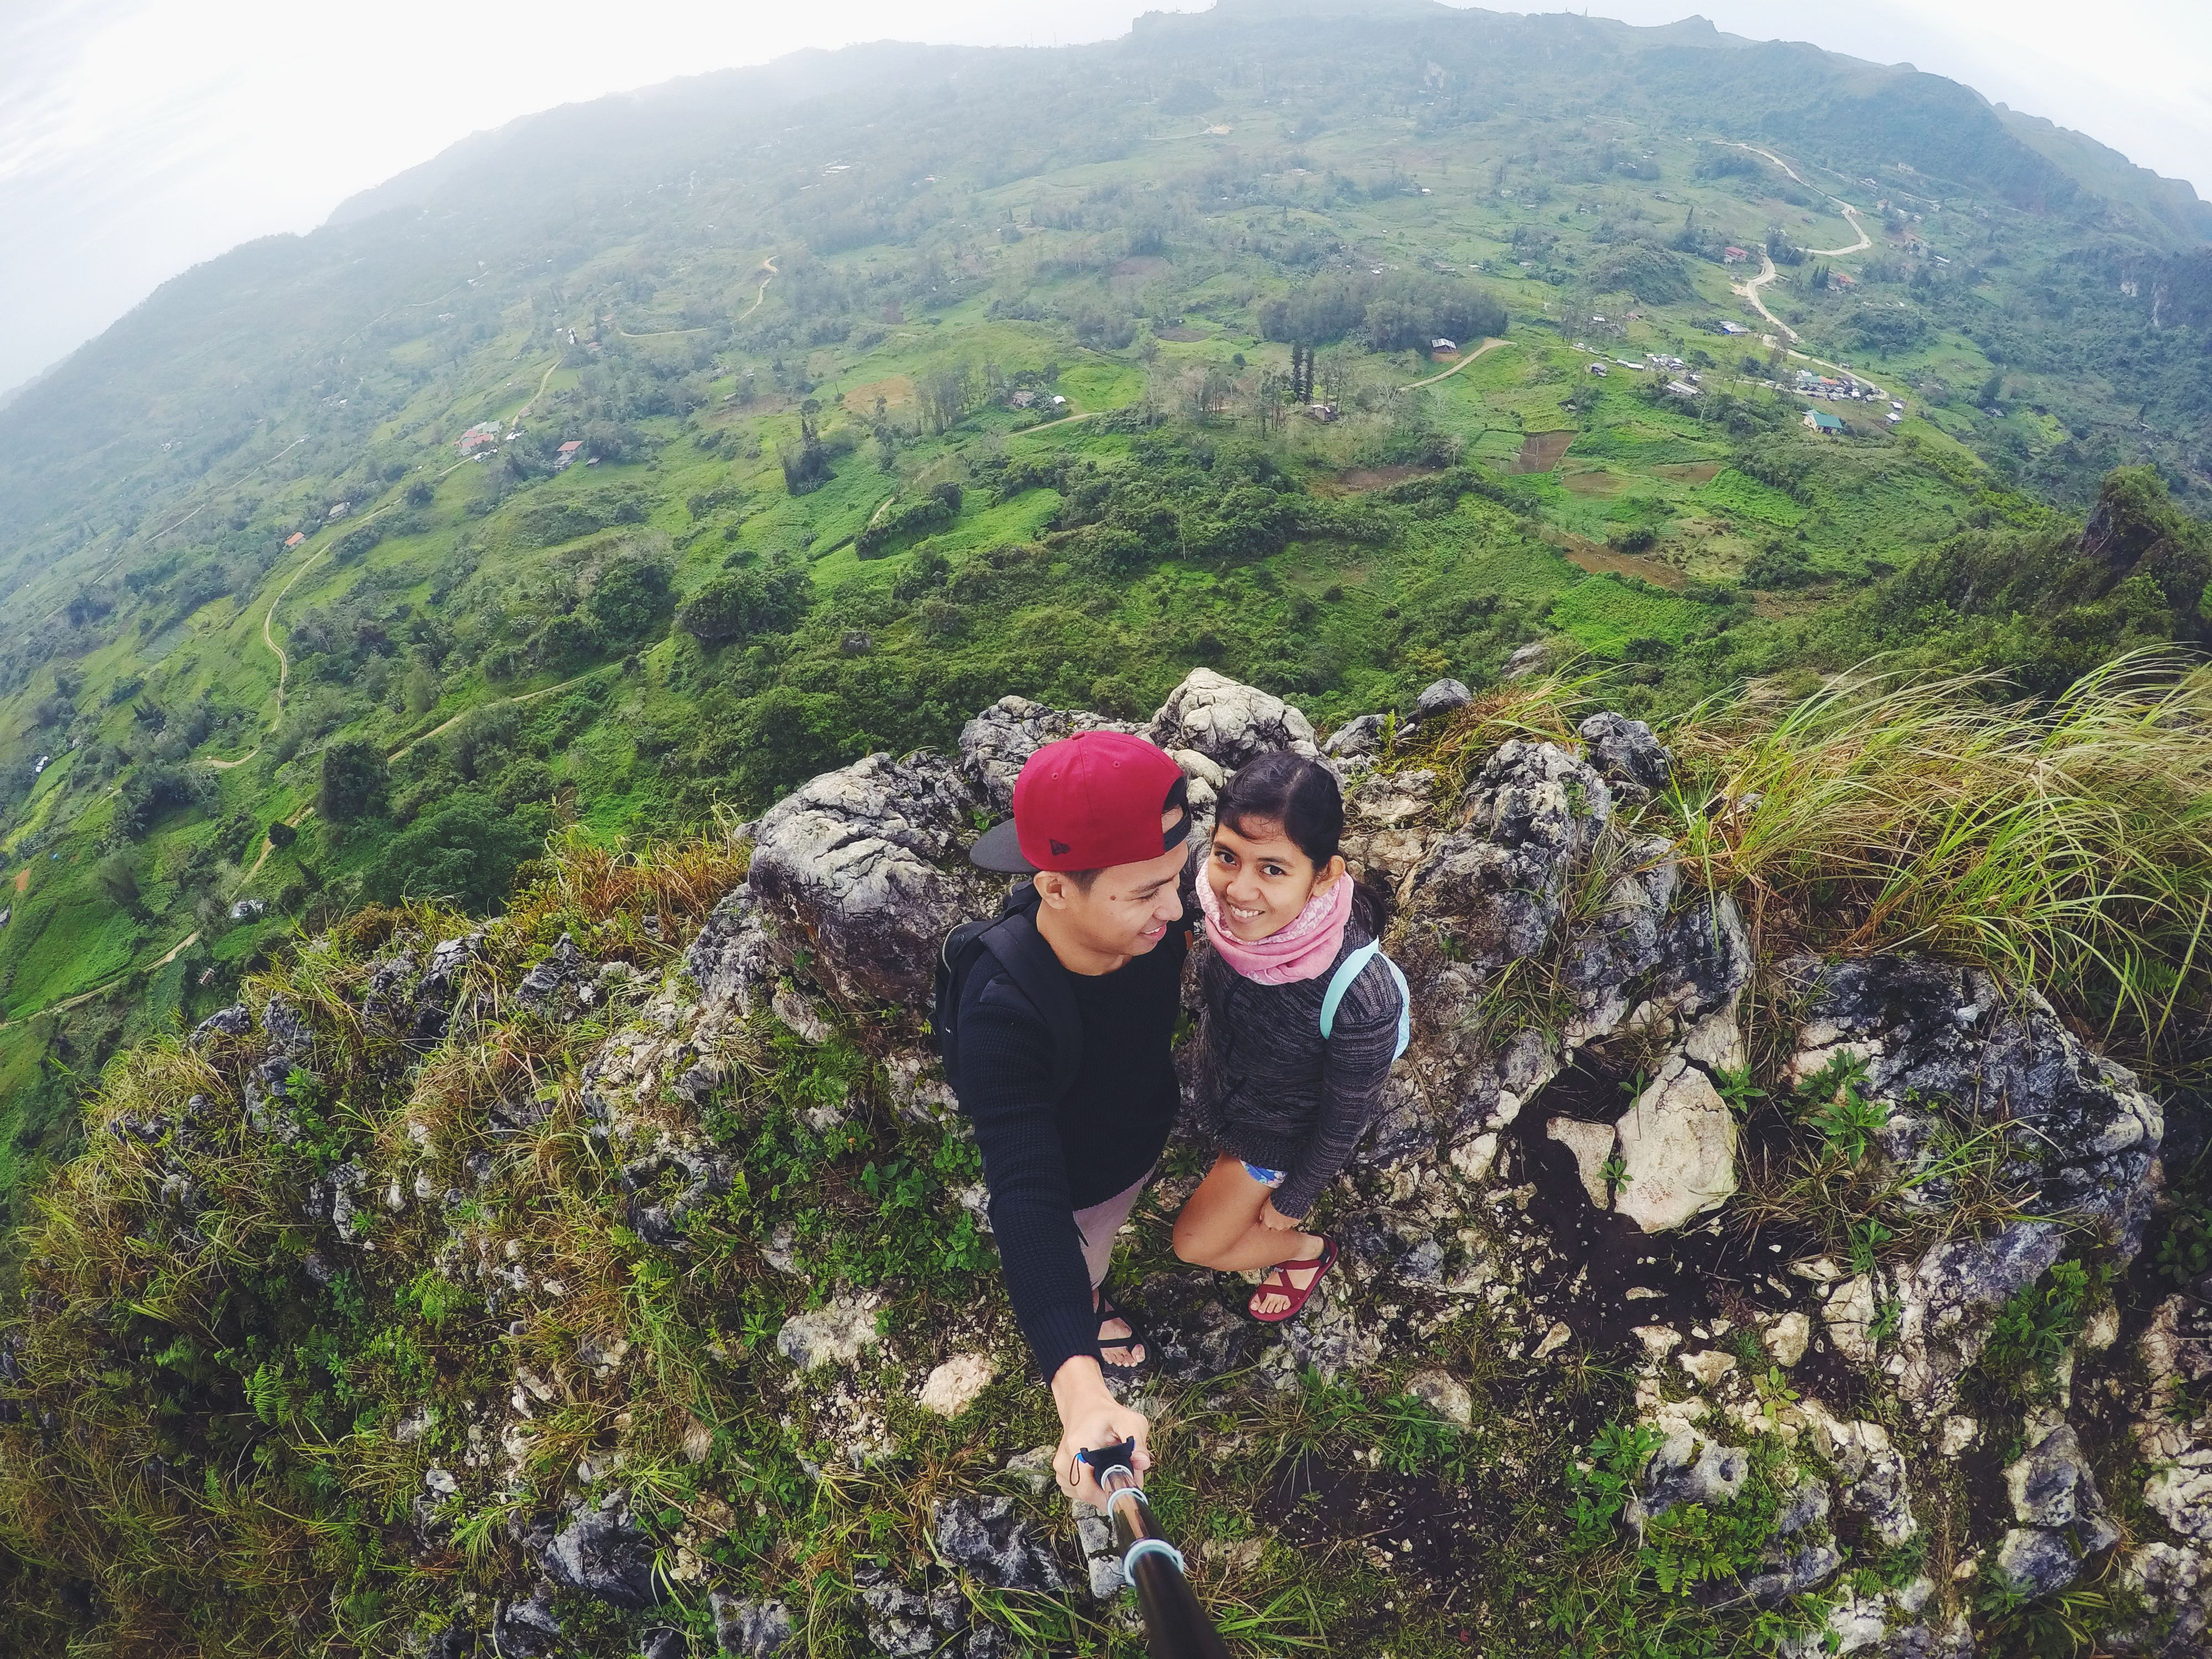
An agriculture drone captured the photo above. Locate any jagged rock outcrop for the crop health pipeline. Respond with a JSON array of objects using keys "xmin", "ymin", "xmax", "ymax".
[
  {"xmin": 1781, "ymin": 954, "xmax": 2162, "ymax": 1416},
  {"xmin": 745, "ymin": 750, "xmax": 999, "ymax": 1011},
  {"xmin": 59, "ymin": 664, "xmax": 2206, "ymax": 1657},
  {"xmin": 1146, "ymin": 666, "xmax": 1320, "ymax": 768}
]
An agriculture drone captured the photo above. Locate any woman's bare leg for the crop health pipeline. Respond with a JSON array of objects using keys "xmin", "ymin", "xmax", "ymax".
[{"xmin": 1171, "ymin": 1152, "xmax": 1327, "ymax": 1301}]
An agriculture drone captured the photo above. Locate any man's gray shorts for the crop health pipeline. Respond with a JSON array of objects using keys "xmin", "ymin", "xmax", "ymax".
[{"xmin": 1072, "ymin": 1166, "xmax": 1154, "ymax": 1288}]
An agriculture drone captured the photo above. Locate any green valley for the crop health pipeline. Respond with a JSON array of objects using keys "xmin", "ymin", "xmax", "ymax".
[{"xmin": 3, "ymin": 0, "xmax": 2211, "ymax": 1229}]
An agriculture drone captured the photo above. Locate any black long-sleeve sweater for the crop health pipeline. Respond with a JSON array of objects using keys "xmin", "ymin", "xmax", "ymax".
[
  {"xmin": 1191, "ymin": 915, "xmax": 1403, "ymax": 1220},
  {"xmin": 952, "ymin": 919, "xmax": 1187, "ymax": 1383}
]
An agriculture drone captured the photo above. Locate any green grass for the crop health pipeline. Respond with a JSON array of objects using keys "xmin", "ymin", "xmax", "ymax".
[
  {"xmin": 1549, "ymin": 575, "xmax": 1710, "ymax": 655},
  {"xmin": 1697, "ymin": 468, "xmax": 1806, "ymax": 526},
  {"xmin": 1665, "ymin": 650, "xmax": 2212, "ymax": 1072}
]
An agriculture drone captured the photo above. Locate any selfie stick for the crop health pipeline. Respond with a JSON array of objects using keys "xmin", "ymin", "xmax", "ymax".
[{"xmin": 1077, "ymin": 1439, "xmax": 1233, "ymax": 1659}]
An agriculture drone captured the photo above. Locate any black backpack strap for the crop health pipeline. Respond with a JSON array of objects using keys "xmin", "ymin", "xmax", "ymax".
[{"xmin": 977, "ymin": 900, "xmax": 1083, "ymax": 1104}]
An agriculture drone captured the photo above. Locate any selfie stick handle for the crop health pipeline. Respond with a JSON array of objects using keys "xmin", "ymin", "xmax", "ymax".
[{"xmin": 1078, "ymin": 1443, "xmax": 1232, "ymax": 1659}]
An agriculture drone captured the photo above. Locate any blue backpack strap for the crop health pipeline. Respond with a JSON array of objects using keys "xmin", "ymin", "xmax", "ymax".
[
  {"xmin": 1319, "ymin": 942, "xmax": 1381, "ymax": 1039},
  {"xmin": 1319, "ymin": 942, "xmax": 1412, "ymax": 1061}
]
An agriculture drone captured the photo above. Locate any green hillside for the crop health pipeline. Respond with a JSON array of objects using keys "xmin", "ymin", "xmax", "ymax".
[{"xmin": 4, "ymin": 0, "xmax": 2212, "ymax": 1225}]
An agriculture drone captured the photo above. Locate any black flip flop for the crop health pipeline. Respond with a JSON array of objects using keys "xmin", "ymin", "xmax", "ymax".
[{"xmin": 1094, "ymin": 1288, "xmax": 1156, "ymax": 1385}]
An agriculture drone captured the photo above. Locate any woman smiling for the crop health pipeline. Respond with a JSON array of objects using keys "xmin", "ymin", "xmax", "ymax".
[{"xmin": 1170, "ymin": 752, "xmax": 1410, "ymax": 1323}]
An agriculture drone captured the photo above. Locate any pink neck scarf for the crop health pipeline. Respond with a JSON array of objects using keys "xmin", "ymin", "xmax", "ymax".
[{"xmin": 1197, "ymin": 870, "xmax": 1354, "ymax": 984}]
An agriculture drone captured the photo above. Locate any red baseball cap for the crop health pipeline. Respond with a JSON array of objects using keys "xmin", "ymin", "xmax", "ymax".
[{"xmin": 971, "ymin": 731, "xmax": 1191, "ymax": 874}]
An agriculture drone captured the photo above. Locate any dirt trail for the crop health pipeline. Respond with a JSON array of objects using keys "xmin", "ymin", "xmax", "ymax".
[
  {"xmin": 739, "ymin": 258, "xmax": 778, "ymax": 321},
  {"xmin": 1809, "ymin": 207, "xmax": 1871, "ymax": 258},
  {"xmin": 0, "ymin": 930, "xmax": 205, "ymax": 1035},
  {"xmin": 1399, "ymin": 335, "xmax": 1511, "ymax": 390},
  {"xmin": 525, "ymin": 356, "xmax": 561, "ymax": 410},
  {"xmin": 1011, "ymin": 408, "xmax": 1097, "ymax": 434},
  {"xmin": 387, "ymin": 672, "xmax": 596, "ymax": 763},
  {"xmin": 1734, "ymin": 252, "xmax": 1796, "ymax": 343},
  {"xmin": 237, "ymin": 802, "xmax": 316, "ymax": 890}
]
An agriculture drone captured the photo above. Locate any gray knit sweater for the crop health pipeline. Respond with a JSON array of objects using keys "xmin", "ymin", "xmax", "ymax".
[{"xmin": 1189, "ymin": 916, "xmax": 1404, "ymax": 1219}]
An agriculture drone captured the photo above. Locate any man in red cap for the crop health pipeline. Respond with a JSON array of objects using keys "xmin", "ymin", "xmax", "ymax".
[{"xmin": 952, "ymin": 730, "xmax": 1194, "ymax": 1508}]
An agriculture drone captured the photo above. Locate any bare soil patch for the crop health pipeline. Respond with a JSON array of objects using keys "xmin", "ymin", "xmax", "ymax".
[
  {"xmin": 1559, "ymin": 467, "xmax": 1626, "ymax": 497},
  {"xmin": 842, "ymin": 375, "xmax": 915, "ymax": 411},
  {"xmin": 1510, "ymin": 429, "xmax": 1576, "ymax": 473},
  {"xmin": 12, "ymin": 868, "xmax": 27, "ymax": 893},
  {"xmin": 1653, "ymin": 462, "xmax": 1725, "ymax": 485},
  {"xmin": 1154, "ymin": 325, "xmax": 1209, "ymax": 342},
  {"xmin": 1324, "ymin": 464, "xmax": 1440, "ymax": 494},
  {"xmin": 1551, "ymin": 532, "xmax": 1687, "ymax": 590}
]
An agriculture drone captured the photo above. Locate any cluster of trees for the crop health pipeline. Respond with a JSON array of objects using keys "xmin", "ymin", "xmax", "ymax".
[
  {"xmin": 675, "ymin": 552, "xmax": 815, "ymax": 644},
  {"xmin": 1256, "ymin": 269, "xmax": 1505, "ymax": 352}
]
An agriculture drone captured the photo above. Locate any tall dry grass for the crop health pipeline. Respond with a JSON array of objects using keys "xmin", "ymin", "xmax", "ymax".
[{"xmin": 1663, "ymin": 649, "xmax": 2212, "ymax": 1072}]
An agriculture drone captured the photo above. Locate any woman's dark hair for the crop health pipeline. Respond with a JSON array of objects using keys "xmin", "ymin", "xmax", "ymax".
[{"xmin": 1215, "ymin": 752, "xmax": 1391, "ymax": 931}]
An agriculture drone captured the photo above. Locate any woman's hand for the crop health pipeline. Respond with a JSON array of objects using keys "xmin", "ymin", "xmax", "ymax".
[{"xmin": 1259, "ymin": 1196, "xmax": 1299, "ymax": 1231}]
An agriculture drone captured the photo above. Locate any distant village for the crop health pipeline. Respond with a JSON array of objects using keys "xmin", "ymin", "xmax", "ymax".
[{"xmin": 1569, "ymin": 321, "xmax": 1906, "ymax": 436}]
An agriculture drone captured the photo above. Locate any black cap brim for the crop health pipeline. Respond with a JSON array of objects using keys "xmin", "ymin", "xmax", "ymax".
[{"xmin": 969, "ymin": 816, "xmax": 1038, "ymax": 873}]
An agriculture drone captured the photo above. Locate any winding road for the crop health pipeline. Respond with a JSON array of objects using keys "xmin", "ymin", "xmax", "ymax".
[
  {"xmin": 1716, "ymin": 142, "xmax": 1874, "ymax": 342},
  {"xmin": 1734, "ymin": 252, "xmax": 1796, "ymax": 343}
]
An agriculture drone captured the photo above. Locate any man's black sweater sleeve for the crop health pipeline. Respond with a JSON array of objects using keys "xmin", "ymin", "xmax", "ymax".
[{"xmin": 956, "ymin": 973, "xmax": 1099, "ymax": 1383}]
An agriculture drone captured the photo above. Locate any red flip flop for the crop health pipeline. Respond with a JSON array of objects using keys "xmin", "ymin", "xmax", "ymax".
[{"xmin": 1249, "ymin": 1237, "xmax": 1338, "ymax": 1324}]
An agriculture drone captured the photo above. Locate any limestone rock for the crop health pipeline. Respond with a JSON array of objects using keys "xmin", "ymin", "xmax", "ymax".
[
  {"xmin": 1140, "ymin": 1270, "xmax": 1255, "ymax": 1381},
  {"xmin": 1628, "ymin": 1431, "xmax": 1747, "ymax": 1533},
  {"xmin": 958, "ymin": 695, "xmax": 1131, "ymax": 813},
  {"xmin": 1146, "ymin": 667, "xmax": 1320, "ymax": 769},
  {"xmin": 1560, "ymin": 834, "xmax": 1678, "ymax": 1041},
  {"xmin": 854, "ymin": 1566, "xmax": 936, "ymax": 1657},
  {"xmin": 1323, "ymin": 712, "xmax": 1387, "ymax": 760},
  {"xmin": 188, "ymin": 1003, "xmax": 253, "ymax": 1048},
  {"xmin": 1786, "ymin": 954, "xmax": 2162, "ymax": 1255},
  {"xmin": 1657, "ymin": 894, "xmax": 1752, "ymax": 1019},
  {"xmin": 1782, "ymin": 1575, "xmax": 1966, "ymax": 1659},
  {"xmin": 917, "ymin": 1353, "xmax": 995, "ymax": 1418},
  {"xmin": 514, "ymin": 934, "xmax": 591, "ymax": 1014},
  {"xmin": 2138, "ymin": 1296, "xmax": 2212, "ymax": 1542},
  {"xmin": 1416, "ymin": 678, "xmax": 1474, "ymax": 718},
  {"xmin": 1765, "ymin": 1311, "xmax": 1811, "ymax": 1368},
  {"xmin": 1503, "ymin": 640, "xmax": 1548, "ymax": 679},
  {"xmin": 677, "ymin": 888, "xmax": 781, "ymax": 1024},
  {"xmin": 493, "ymin": 1595, "xmax": 562, "ymax": 1656},
  {"xmin": 2007, "ymin": 1423, "xmax": 2116, "ymax": 1555},
  {"xmin": 1578, "ymin": 711, "xmax": 1672, "ymax": 794},
  {"xmin": 2117, "ymin": 1543, "xmax": 2212, "ymax": 1657},
  {"xmin": 1406, "ymin": 1369, "xmax": 1473, "ymax": 1427},
  {"xmin": 932, "ymin": 1494, "xmax": 1065, "ymax": 1592},
  {"xmin": 1995, "ymin": 1524, "xmax": 2081, "ymax": 1598},
  {"xmin": 710, "ymin": 1595, "xmax": 797, "ymax": 1658},
  {"xmin": 1678, "ymin": 1349, "xmax": 1738, "ymax": 1389},
  {"xmin": 1400, "ymin": 740, "xmax": 1610, "ymax": 1000},
  {"xmin": 1803, "ymin": 1408, "xmax": 1918, "ymax": 1548},
  {"xmin": 745, "ymin": 750, "xmax": 996, "ymax": 1010},
  {"xmin": 261, "ymin": 995, "xmax": 315, "ymax": 1057},
  {"xmin": 1613, "ymin": 1056, "xmax": 1737, "ymax": 1232},
  {"xmin": 542, "ymin": 1501, "xmax": 660, "ymax": 1609},
  {"xmin": 1547, "ymin": 1116, "xmax": 1617, "ymax": 1208},
  {"xmin": 776, "ymin": 1295, "xmax": 885, "ymax": 1372},
  {"xmin": 1822, "ymin": 1274, "xmax": 1884, "ymax": 1369}
]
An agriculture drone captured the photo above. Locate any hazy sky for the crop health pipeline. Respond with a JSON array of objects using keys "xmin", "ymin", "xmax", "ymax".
[{"xmin": 6, "ymin": 0, "xmax": 2212, "ymax": 397}]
